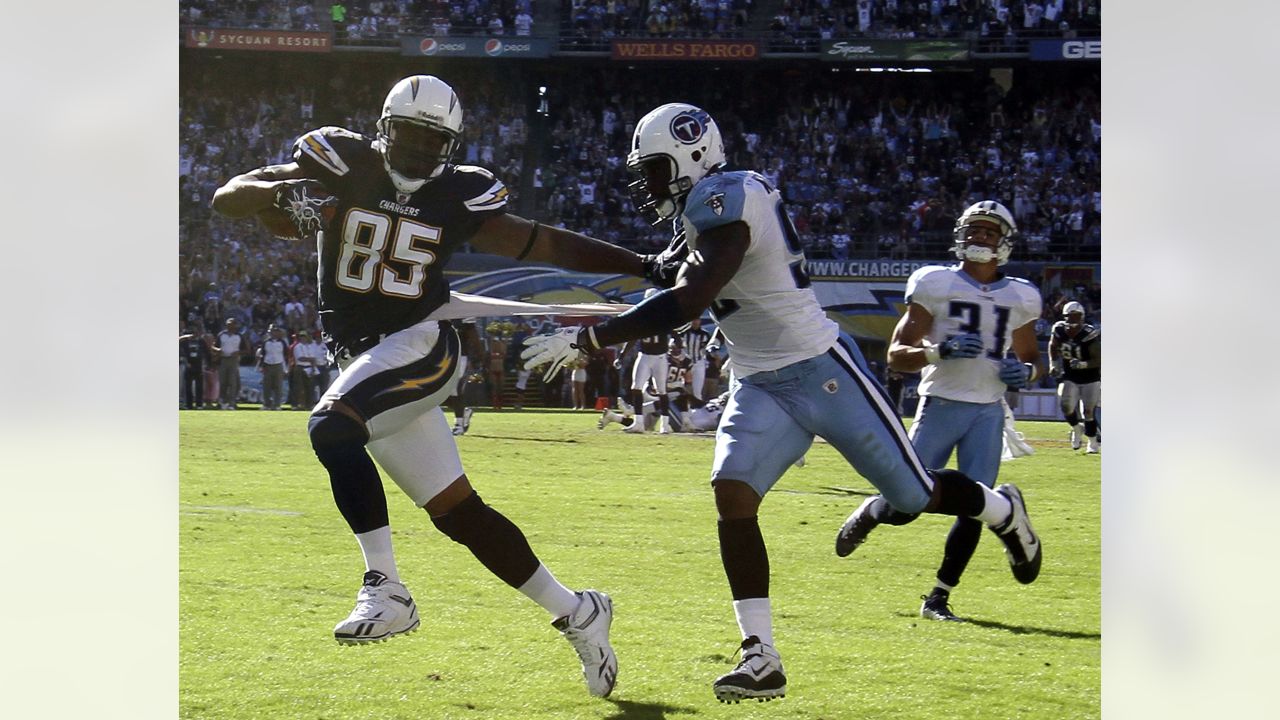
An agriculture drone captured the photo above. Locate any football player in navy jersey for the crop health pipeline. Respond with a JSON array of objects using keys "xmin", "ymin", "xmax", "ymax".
[
  {"xmin": 522, "ymin": 103, "xmax": 1044, "ymax": 703},
  {"xmin": 1050, "ymin": 301, "xmax": 1102, "ymax": 453},
  {"xmin": 211, "ymin": 75, "xmax": 677, "ymax": 698}
]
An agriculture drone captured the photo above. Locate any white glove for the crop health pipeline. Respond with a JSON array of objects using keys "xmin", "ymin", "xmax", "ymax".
[{"xmin": 521, "ymin": 327, "xmax": 587, "ymax": 383}]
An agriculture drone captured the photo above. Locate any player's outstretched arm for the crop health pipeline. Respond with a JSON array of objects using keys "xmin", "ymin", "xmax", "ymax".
[
  {"xmin": 211, "ymin": 162, "xmax": 308, "ymax": 218},
  {"xmin": 520, "ymin": 222, "xmax": 748, "ymax": 380},
  {"xmin": 471, "ymin": 213, "xmax": 646, "ymax": 276}
]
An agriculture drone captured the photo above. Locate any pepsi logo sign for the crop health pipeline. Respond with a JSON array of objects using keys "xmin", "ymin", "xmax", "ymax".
[
  {"xmin": 485, "ymin": 39, "xmax": 503, "ymax": 56},
  {"xmin": 670, "ymin": 112, "xmax": 705, "ymax": 145},
  {"xmin": 419, "ymin": 38, "xmax": 438, "ymax": 55}
]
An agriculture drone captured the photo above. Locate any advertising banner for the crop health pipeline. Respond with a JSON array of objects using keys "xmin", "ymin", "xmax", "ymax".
[
  {"xmin": 400, "ymin": 36, "xmax": 552, "ymax": 57},
  {"xmin": 821, "ymin": 39, "xmax": 969, "ymax": 62},
  {"xmin": 610, "ymin": 39, "xmax": 760, "ymax": 61},
  {"xmin": 1029, "ymin": 38, "xmax": 1101, "ymax": 61},
  {"xmin": 184, "ymin": 28, "xmax": 332, "ymax": 53}
]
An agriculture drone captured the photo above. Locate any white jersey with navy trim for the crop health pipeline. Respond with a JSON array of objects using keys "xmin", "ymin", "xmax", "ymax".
[
  {"xmin": 906, "ymin": 264, "xmax": 1043, "ymax": 404},
  {"xmin": 682, "ymin": 170, "xmax": 838, "ymax": 376}
]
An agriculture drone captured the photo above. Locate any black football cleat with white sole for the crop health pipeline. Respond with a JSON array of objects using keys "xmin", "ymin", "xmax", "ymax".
[{"xmin": 713, "ymin": 636, "xmax": 787, "ymax": 703}]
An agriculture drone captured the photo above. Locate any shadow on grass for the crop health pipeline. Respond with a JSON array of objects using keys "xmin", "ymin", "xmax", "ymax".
[
  {"xmin": 898, "ymin": 612, "xmax": 1101, "ymax": 640},
  {"xmin": 604, "ymin": 697, "xmax": 701, "ymax": 719},
  {"xmin": 462, "ymin": 434, "xmax": 580, "ymax": 444}
]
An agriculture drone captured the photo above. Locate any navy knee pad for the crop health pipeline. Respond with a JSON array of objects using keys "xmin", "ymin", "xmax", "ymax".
[{"xmin": 308, "ymin": 411, "xmax": 369, "ymax": 458}]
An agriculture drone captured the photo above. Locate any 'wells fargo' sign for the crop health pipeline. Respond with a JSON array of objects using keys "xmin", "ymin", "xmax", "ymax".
[{"xmin": 611, "ymin": 40, "xmax": 759, "ymax": 61}]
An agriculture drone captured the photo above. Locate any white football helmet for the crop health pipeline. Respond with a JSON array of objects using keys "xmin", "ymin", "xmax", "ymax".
[
  {"xmin": 1063, "ymin": 301, "xmax": 1085, "ymax": 319},
  {"xmin": 952, "ymin": 200, "xmax": 1017, "ymax": 266},
  {"xmin": 627, "ymin": 103, "xmax": 726, "ymax": 224},
  {"xmin": 376, "ymin": 75, "xmax": 464, "ymax": 194}
]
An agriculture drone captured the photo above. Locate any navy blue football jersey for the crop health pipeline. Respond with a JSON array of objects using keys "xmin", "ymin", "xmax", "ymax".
[
  {"xmin": 1052, "ymin": 320, "xmax": 1101, "ymax": 384},
  {"xmin": 292, "ymin": 126, "xmax": 509, "ymax": 345}
]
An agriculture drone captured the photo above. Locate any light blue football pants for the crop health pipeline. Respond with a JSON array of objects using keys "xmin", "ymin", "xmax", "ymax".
[
  {"xmin": 712, "ymin": 334, "xmax": 935, "ymax": 513},
  {"xmin": 908, "ymin": 396, "xmax": 1005, "ymax": 488}
]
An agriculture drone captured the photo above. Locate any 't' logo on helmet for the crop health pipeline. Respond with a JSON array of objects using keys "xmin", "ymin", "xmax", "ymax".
[{"xmin": 670, "ymin": 111, "xmax": 706, "ymax": 145}]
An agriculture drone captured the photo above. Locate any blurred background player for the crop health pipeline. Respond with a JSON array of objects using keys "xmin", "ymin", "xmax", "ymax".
[
  {"xmin": 1050, "ymin": 301, "xmax": 1102, "ymax": 453},
  {"xmin": 842, "ymin": 200, "xmax": 1044, "ymax": 623},
  {"xmin": 680, "ymin": 318, "xmax": 712, "ymax": 400},
  {"xmin": 618, "ymin": 295, "xmax": 671, "ymax": 434},
  {"xmin": 449, "ymin": 318, "xmax": 483, "ymax": 436}
]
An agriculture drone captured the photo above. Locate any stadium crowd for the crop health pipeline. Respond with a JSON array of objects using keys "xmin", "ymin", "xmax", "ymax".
[
  {"xmin": 180, "ymin": 60, "xmax": 1098, "ymax": 404},
  {"xmin": 180, "ymin": 0, "xmax": 538, "ymax": 39}
]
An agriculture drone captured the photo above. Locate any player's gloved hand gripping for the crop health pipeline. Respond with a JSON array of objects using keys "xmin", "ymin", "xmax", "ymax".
[
  {"xmin": 522, "ymin": 327, "xmax": 590, "ymax": 382},
  {"xmin": 938, "ymin": 333, "xmax": 984, "ymax": 359},
  {"xmin": 998, "ymin": 358, "xmax": 1035, "ymax": 388},
  {"xmin": 273, "ymin": 179, "xmax": 338, "ymax": 238},
  {"xmin": 640, "ymin": 232, "xmax": 689, "ymax": 289}
]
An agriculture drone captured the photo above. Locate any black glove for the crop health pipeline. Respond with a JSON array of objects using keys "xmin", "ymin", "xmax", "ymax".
[
  {"xmin": 641, "ymin": 231, "xmax": 689, "ymax": 289},
  {"xmin": 274, "ymin": 179, "xmax": 338, "ymax": 238}
]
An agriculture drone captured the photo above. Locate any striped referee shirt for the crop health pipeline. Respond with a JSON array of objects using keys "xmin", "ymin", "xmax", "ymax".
[{"xmin": 681, "ymin": 327, "xmax": 710, "ymax": 363}]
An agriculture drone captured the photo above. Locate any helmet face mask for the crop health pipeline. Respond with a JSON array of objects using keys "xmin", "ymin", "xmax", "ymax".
[
  {"xmin": 627, "ymin": 103, "xmax": 725, "ymax": 225},
  {"xmin": 376, "ymin": 75, "xmax": 464, "ymax": 193},
  {"xmin": 952, "ymin": 200, "xmax": 1017, "ymax": 266}
]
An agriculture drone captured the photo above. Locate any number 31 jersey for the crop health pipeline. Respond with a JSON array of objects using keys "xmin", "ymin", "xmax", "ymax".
[
  {"xmin": 906, "ymin": 264, "xmax": 1043, "ymax": 404},
  {"xmin": 292, "ymin": 126, "xmax": 509, "ymax": 345},
  {"xmin": 682, "ymin": 170, "xmax": 838, "ymax": 377}
]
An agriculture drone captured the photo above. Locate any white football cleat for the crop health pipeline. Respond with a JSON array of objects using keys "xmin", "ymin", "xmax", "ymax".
[
  {"xmin": 1086, "ymin": 435, "xmax": 1100, "ymax": 454},
  {"xmin": 1070, "ymin": 423, "xmax": 1083, "ymax": 450},
  {"xmin": 334, "ymin": 570, "xmax": 419, "ymax": 645},
  {"xmin": 657, "ymin": 416, "xmax": 672, "ymax": 434},
  {"xmin": 623, "ymin": 417, "xmax": 646, "ymax": 433},
  {"xmin": 553, "ymin": 590, "xmax": 617, "ymax": 697},
  {"xmin": 598, "ymin": 409, "xmax": 624, "ymax": 429}
]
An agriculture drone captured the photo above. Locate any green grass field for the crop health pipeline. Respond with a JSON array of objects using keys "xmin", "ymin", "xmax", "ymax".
[{"xmin": 180, "ymin": 409, "xmax": 1100, "ymax": 720}]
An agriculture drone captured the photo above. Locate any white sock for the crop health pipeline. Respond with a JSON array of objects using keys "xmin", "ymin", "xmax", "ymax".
[
  {"xmin": 733, "ymin": 598, "xmax": 774, "ymax": 647},
  {"xmin": 934, "ymin": 580, "xmax": 955, "ymax": 592},
  {"xmin": 973, "ymin": 486, "xmax": 1013, "ymax": 526},
  {"xmin": 517, "ymin": 564, "xmax": 580, "ymax": 619},
  {"xmin": 355, "ymin": 526, "xmax": 400, "ymax": 583}
]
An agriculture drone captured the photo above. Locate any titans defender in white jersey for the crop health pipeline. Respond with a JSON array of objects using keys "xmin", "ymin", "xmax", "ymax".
[
  {"xmin": 838, "ymin": 201, "xmax": 1045, "ymax": 623},
  {"xmin": 522, "ymin": 104, "xmax": 1043, "ymax": 703}
]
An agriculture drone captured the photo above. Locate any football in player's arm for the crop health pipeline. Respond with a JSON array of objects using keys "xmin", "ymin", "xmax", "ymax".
[{"xmin": 210, "ymin": 75, "xmax": 692, "ymax": 698}]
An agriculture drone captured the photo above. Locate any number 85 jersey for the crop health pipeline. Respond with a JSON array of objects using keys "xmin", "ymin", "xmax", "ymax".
[
  {"xmin": 906, "ymin": 265, "xmax": 1043, "ymax": 404},
  {"xmin": 292, "ymin": 126, "xmax": 509, "ymax": 346}
]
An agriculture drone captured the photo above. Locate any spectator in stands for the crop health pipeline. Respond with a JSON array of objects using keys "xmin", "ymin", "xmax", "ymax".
[{"xmin": 288, "ymin": 330, "xmax": 317, "ymax": 410}]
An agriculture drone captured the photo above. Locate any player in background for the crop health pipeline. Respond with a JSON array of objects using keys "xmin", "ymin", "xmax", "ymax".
[
  {"xmin": 616, "ymin": 292, "xmax": 672, "ymax": 434},
  {"xmin": 837, "ymin": 201, "xmax": 1044, "ymax": 623},
  {"xmin": 1049, "ymin": 301, "xmax": 1102, "ymax": 453},
  {"xmin": 680, "ymin": 318, "xmax": 712, "ymax": 400},
  {"xmin": 448, "ymin": 318, "xmax": 483, "ymax": 436},
  {"xmin": 210, "ymin": 74, "xmax": 682, "ymax": 697},
  {"xmin": 522, "ymin": 103, "xmax": 1043, "ymax": 703}
]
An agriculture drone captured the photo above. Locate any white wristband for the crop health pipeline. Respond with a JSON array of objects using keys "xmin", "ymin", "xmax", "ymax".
[{"xmin": 923, "ymin": 345, "xmax": 941, "ymax": 364}]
